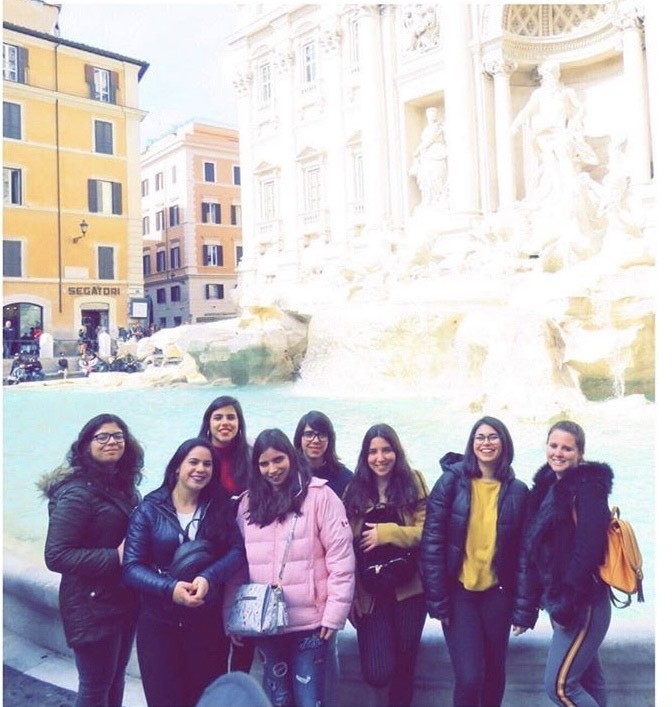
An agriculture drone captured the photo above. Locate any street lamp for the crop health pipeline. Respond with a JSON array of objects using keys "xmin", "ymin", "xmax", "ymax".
[{"xmin": 72, "ymin": 219, "xmax": 89, "ymax": 244}]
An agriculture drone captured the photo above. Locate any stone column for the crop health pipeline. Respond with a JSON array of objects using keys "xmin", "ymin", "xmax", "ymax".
[
  {"xmin": 439, "ymin": 3, "xmax": 479, "ymax": 214},
  {"xmin": 614, "ymin": 1, "xmax": 651, "ymax": 184},
  {"xmin": 354, "ymin": 5, "xmax": 386, "ymax": 229},
  {"xmin": 483, "ymin": 54, "xmax": 517, "ymax": 209}
]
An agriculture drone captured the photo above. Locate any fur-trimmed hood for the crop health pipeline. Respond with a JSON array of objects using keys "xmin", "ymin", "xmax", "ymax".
[
  {"xmin": 528, "ymin": 460, "xmax": 613, "ymax": 510},
  {"xmin": 36, "ymin": 464, "xmax": 78, "ymax": 499}
]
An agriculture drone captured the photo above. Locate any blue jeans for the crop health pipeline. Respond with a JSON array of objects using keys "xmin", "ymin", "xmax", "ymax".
[
  {"xmin": 256, "ymin": 628, "xmax": 328, "ymax": 707},
  {"xmin": 72, "ymin": 623, "xmax": 135, "ymax": 707},
  {"xmin": 443, "ymin": 583, "xmax": 514, "ymax": 707},
  {"xmin": 544, "ymin": 585, "xmax": 611, "ymax": 707}
]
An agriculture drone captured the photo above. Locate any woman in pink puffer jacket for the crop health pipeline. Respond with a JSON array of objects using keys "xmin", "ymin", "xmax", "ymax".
[{"xmin": 230, "ymin": 428, "xmax": 355, "ymax": 707}]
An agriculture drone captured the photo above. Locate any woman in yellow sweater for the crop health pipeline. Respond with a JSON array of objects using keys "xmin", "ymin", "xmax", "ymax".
[{"xmin": 420, "ymin": 416, "xmax": 529, "ymax": 707}]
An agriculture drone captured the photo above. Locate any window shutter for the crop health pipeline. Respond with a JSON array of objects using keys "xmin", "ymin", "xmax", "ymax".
[
  {"xmin": 112, "ymin": 182, "xmax": 122, "ymax": 214},
  {"xmin": 3, "ymin": 103, "xmax": 21, "ymax": 139},
  {"xmin": 17, "ymin": 47, "xmax": 28, "ymax": 83},
  {"xmin": 201, "ymin": 203, "xmax": 208, "ymax": 223},
  {"xmin": 110, "ymin": 71, "xmax": 119, "ymax": 104},
  {"xmin": 3, "ymin": 241, "xmax": 21, "ymax": 277},
  {"xmin": 98, "ymin": 246, "xmax": 114, "ymax": 280},
  {"xmin": 88, "ymin": 179, "xmax": 98, "ymax": 212},
  {"xmin": 84, "ymin": 65, "xmax": 95, "ymax": 98},
  {"xmin": 202, "ymin": 245, "xmax": 208, "ymax": 265},
  {"xmin": 216, "ymin": 246, "xmax": 223, "ymax": 265},
  {"xmin": 214, "ymin": 203, "xmax": 221, "ymax": 224}
]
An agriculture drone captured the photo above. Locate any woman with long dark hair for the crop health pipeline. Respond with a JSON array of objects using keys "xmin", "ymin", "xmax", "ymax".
[
  {"xmin": 512, "ymin": 420, "xmax": 613, "ymax": 706},
  {"xmin": 123, "ymin": 438, "xmax": 246, "ymax": 706},
  {"xmin": 420, "ymin": 415, "xmax": 529, "ymax": 707},
  {"xmin": 197, "ymin": 395, "xmax": 255, "ymax": 672},
  {"xmin": 39, "ymin": 413, "xmax": 144, "ymax": 707},
  {"xmin": 228, "ymin": 428, "xmax": 355, "ymax": 707},
  {"xmin": 342, "ymin": 423, "xmax": 429, "ymax": 707}
]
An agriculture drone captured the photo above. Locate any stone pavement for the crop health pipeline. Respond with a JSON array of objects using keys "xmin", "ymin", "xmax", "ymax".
[{"xmin": 3, "ymin": 665, "xmax": 76, "ymax": 707}]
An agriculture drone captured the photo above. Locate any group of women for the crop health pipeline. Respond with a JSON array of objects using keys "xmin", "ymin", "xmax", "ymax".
[{"xmin": 40, "ymin": 399, "xmax": 615, "ymax": 707}]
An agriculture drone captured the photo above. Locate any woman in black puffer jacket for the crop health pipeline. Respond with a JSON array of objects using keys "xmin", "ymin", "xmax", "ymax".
[
  {"xmin": 420, "ymin": 416, "xmax": 528, "ymax": 707},
  {"xmin": 123, "ymin": 437, "xmax": 246, "ymax": 707},
  {"xmin": 39, "ymin": 413, "xmax": 144, "ymax": 707},
  {"xmin": 512, "ymin": 420, "xmax": 613, "ymax": 707}
]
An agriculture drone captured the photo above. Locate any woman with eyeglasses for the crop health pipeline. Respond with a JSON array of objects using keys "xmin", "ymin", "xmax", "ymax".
[
  {"xmin": 227, "ymin": 428, "xmax": 355, "ymax": 707},
  {"xmin": 292, "ymin": 410, "xmax": 354, "ymax": 706},
  {"xmin": 197, "ymin": 395, "xmax": 256, "ymax": 673},
  {"xmin": 420, "ymin": 416, "xmax": 529, "ymax": 707},
  {"xmin": 39, "ymin": 414, "xmax": 144, "ymax": 707},
  {"xmin": 123, "ymin": 438, "xmax": 246, "ymax": 706},
  {"xmin": 342, "ymin": 423, "xmax": 429, "ymax": 707}
]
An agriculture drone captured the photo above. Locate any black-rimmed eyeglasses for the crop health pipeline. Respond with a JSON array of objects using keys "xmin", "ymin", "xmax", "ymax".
[
  {"xmin": 302, "ymin": 431, "xmax": 328, "ymax": 442},
  {"xmin": 93, "ymin": 432, "xmax": 125, "ymax": 444}
]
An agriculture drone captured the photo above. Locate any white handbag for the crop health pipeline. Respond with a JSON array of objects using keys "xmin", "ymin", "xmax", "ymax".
[{"xmin": 226, "ymin": 514, "xmax": 297, "ymax": 637}]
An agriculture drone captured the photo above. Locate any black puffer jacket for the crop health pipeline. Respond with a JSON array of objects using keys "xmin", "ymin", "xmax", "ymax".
[
  {"xmin": 512, "ymin": 461, "xmax": 613, "ymax": 630},
  {"xmin": 420, "ymin": 452, "xmax": 529, "ymax": 620},
  {"xmin": 40, "ymin": 465, "xmax": 140, "ymax": 647},
  {"xmin": 122, "ymin": 485, "xmax": 246, "ymax": 623}
]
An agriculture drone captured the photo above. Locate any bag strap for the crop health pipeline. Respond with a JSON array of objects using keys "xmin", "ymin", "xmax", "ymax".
[{"xmin": 277, "ymin": 513, "xmax": 299, "ymax": 584}]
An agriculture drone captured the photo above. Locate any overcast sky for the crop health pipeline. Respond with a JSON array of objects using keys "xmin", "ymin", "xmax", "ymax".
[{"xmin": 57, "ymin": 0, "xmax": 240, "ymax": 148}]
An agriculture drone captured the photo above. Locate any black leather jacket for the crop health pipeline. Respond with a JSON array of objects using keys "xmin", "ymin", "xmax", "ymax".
[
  {"xmin": 122, "ymin": 485, "xmax": 246, "ymax": 623},
  {"xmin": 512, "ymin": 461, "xmax": 613, "ymax": 630},
  {"xmin": 420, "ymin": 452, "xmax": 529, "ymax": 620},
  {"xmin": 41, "ymin": 465, "xmax": 140, "ymax": 647}
]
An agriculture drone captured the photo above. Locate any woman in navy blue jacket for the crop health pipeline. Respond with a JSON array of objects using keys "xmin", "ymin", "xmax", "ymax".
[
  {"xmin": 123, "ymin": 438, "xmax": 246, "ymax": 707},
  {"xmin": 420, "ymin": 416, "xmax": 529, "ymax": 707}
]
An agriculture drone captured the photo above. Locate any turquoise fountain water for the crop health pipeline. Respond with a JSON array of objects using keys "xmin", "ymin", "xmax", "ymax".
[{"xmin": 3, "ymin": 382, "xmax": 654, "ymax": 630}]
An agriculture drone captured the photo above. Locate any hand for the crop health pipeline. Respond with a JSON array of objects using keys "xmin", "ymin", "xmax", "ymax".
[
  {"xmin": 117, "ymin": 539, "xmax": 125, "ymax": 563},
  {"xmin": 360, "ymin": 523, "xmax": 380, "ymax": 553},
  {"xmin": 319, "ymin": 626, "xmax": 334, "ymax": 641},
  {"xmin": 172, "ymin": 580, "xmax": 205, "ymax": 608},
  {"xmin": 191, "ymin": 576, "xmax": 209, "ymax": 601},
  {"xmin": 512, "ymin": 625, "xmax": 528, "ymax": 636}
]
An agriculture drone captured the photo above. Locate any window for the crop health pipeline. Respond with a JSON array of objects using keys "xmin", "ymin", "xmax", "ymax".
[
  {"xmin": 235, "ymin": 245, "xmax": 244, "ymax": 267},
  {"xmin": 201, "ymin": 202, "xmax": 222, "ymax": 224},
  {"xmin": 98, "ymin": 246, "xmax": 114, "ymax": 280},
  {"xmin": 155, "ymin": 172, "xmax": 163, "ymax": 191},
  {"xmin": 205, "ymin": 284, "xmax": 224, "ymax": 300},
  {"xmin": 259, "ymin": 179, "xmax": 276, "ymax": 221},
  {"xmin": 230, "ymin": 204, "xmax": 241, "ymax": 226},
  {"xmin": 170, "ymin": 246, "xmax": 180, "ymax": 269},
  {"xmin": 88, "ymin": 179, "xmax": 122, "ymax": 215},
  {"xmin": 233, "ymin": 165, "xmax": 241, "ymax": 186},
  {"xmin": 170, "ymin": 285, "xmax": 181, "ymax": 302},
  {"xmin": 302, "ymin": 40, "xmax": 317, "ymax": 85},
  {"xmin": 257, "ymin": 61, "xmax": 272, "ymax": 104},
  {"xmin": 168, "ymin": 205, "xmax": 180, "ymax": 227},
  {"xmin": 159, "ymin": 316, "xmax": 167, "ymax": 328},
  {"xmin": 141, "ymin": 179, "xmax": 149, "ymax": 197},
  {"xmin": 354, "ymin": 152, "xmax": 364, "ymax": 202},
  {"xmin": 156, "ymin": 251, "xmax": 166, "ymax": 272},
  {"xmin": 3, "ymin": 168, "xmax": 22, "ymax": 205},
  {"xmin": 304, "ymin": 166, "xmax": 322, "ymax": 212},
  {"xmin": 156, "ymin": 288, "xmax": 166, "ymax": 304},
  {"xmin": 204, "ymin": 162, "xmax": 215, "ymax": 182},
  {"xmin": 85, "ymin": 66, "xmax": 117, "ymax": 103},
  {"xmin": 3, "ymin": 44, "xmax": 27, "ymax": 83},
  {"xmin": 174, "ymin": 316, "xmax": 182, "ymax": 326},
  {"xmin": 3, "ymin": 102, "xmax": 21, "ymax": 139},
  {"xmin": 94, "ymin": 120, "xmax": 113, "ymax": 154},
  {"xmin": 142, "ymin": 216, "xmax": 150, "ymax": 235},
  {"xmin": 3, "ymin": 240, "xmax": 21, "ymax": 277},
  {"xmin": 203, "ymin": 244, "xmax": 223, "ymax": 266},
  {"xmin": 155, "ymin": 210, "xmax": 165, "ymax": 231},
  {"xmin": 142, "ymin": 253, "xmax": 151, "ymax": 275}
]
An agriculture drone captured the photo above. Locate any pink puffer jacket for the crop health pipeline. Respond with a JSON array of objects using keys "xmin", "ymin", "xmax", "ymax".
[{"xmin": 235, "ymin": 478, "xmax": 355, "ymax": 632}]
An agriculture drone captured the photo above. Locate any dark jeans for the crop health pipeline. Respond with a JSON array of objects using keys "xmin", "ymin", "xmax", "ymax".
[
  {"xmin": 72, "ymin": 623, "xmax": 135, "ymax": 707},
  {"xmin": 443, "ymin": 583, "xmax": 514, "ymax": 707},
  {"xmin": 136, "ymin": 609, "xmax": 228, "ymax": 707},
  {"xmin": 226, "ymin": 635, "xmax": 256, "ymax": 672},
  {"xmin": 356, "ymin": 592, "xmax": 427, "ymax": 707},
  {"xmin": 256, "ymin": 628, "xmax": 329, "ymax": 707}
]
